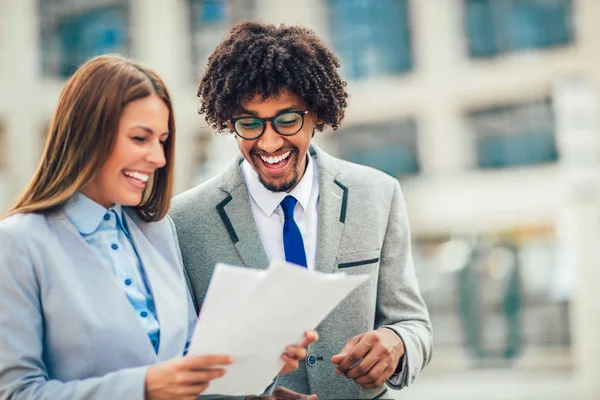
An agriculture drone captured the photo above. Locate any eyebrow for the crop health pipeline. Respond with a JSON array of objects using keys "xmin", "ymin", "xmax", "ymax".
[
  {"xmin": 238, "ymin": 106, "xmax": 303, "ymax": 118},
  {"xmin": 131, "ymin": 125, "xmax": 170, "ymax": 137}
]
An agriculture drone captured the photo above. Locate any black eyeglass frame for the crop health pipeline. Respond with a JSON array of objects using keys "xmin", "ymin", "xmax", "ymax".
[{"xmin": 229, "ymin": 110, "xmax": 309, "ymax": 140}]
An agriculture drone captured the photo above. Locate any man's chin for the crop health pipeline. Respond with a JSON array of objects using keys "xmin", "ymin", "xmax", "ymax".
[{"xmin": 258, "ymin": 175, "xmax": 298, "ymax": 193}]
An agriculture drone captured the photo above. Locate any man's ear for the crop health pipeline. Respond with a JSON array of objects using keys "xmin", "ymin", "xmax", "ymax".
[
  {"xmin": 314, "ymin": 115, "xmax": 324, "ymax": 127},
  {"xmin": 226, "ymin": 120, "xmax": 234, "ymax": 133},
  {"xmin": 312, "ymin": 115, "xmax": 325, "ymax": 137}
]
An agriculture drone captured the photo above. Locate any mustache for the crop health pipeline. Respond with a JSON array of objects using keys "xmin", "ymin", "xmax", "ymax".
[{"xmin": 250, "ymin": 147, "xmax": 296, "ymax": 157}]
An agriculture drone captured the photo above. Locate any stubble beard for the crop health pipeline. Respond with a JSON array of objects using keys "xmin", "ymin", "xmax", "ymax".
[{"xmin": 258, "ymin": 169, "xmax": 300, "ymax": 193}]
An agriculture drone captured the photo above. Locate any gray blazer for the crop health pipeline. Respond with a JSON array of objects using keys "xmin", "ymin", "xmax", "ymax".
[
  {"xmin": 0, "ymin": 208, "xmax": 193, "ymax": 400},
  {"xmin": 171, "ymin": 145, "xmax": 433, "ymax": 399}
]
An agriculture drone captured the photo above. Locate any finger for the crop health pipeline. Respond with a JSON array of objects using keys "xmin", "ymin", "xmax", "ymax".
[
  {"xmin": 173, "ymin": 382, "xmax": 209, "ymax": 397},
  {"xmin": 272, "ymin": 386, "xmax": 314, "ymax": 400},
  {"xmin": 184, "ymin": 368, "xmax": 227, "ymax": 385},
  {"xmin": 331, "ymin": 335, "xmax": 361, "ymax": 365},
  {"xmin": 299, "ymin": 330, "xmax": 319, "ymax": 347},
  {"xmin": 343, "ymin": 351, "xmax": 380, "ymax": 380},
  {"xmin": 279, "ymin": 353, "xmax": 299, "ymax": 374},
  {"xmin": 355, "ymin": 362, "xmax": 390, "ymax": 388},
  {"xmin": 247, "ymin": 397, "xmax": 275, "ymax": 400},
  {"xmin": 182, "ymin": 354, "xmax": 233, "ymax": 370},
  {"xmin": 335, "ymin": 337, "xmax": 372, "ymax": 373},
  {"xmin": 284, "ymin": 344, "xmax": 307, "ymax": 360}
]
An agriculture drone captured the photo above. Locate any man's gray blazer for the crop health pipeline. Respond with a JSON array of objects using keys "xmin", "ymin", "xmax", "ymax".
[
  {"xmin": 171, "ymin": 145, "xmax": 433, "ymax": 399},
  {"xmin": 0, "ymin": 209, "xmax": 193, "ymax": 400}
]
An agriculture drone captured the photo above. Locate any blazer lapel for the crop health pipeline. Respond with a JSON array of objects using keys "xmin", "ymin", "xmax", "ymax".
[
  {"xmin": 312, "ymin": 146, "xmax": 346, "ymax": 274},
  {"xmin": 123, "ymin": 211, "xmax": 188, "ymax": 361},
  {"xmin": 217, "ymin": 158, "xmax": 270, "ymax": 270}
]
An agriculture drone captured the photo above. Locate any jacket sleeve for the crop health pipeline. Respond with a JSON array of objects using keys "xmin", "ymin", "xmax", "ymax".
[
  {"xmin": 0, "ymin": 224, "xmax": 148, "ymax": 400},
  {"xmin": 375, "ymin": 180, "xmax": 433, "ymax": 389}
]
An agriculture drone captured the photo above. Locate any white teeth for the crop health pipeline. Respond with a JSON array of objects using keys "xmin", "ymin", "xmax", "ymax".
[
  {"xmin": 260, "ymin": 151, "xmax": 291, "ymax": 164},
  {"xmin": 124, "ymin": 171, "xmax": 149, "ymax": 183}
]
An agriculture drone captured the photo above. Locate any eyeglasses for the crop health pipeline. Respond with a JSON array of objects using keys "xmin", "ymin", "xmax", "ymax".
[{"xmin": 230, "ymin": 110, "xmax": 309, "ymax": 140}]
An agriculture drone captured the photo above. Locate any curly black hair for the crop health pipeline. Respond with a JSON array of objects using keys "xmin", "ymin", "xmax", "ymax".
[{"xmin": 197, "ymin": 20, "xmax": 348, "ymax": 133}]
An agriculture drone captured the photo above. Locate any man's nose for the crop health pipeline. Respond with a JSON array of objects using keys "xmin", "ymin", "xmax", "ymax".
[{"xmin": 257, "ymin": 122, "xmax": 284, "ymax": 153}]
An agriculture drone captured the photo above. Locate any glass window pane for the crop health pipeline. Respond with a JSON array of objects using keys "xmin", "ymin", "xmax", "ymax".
[
  {"xmin": 465, "ymin": 0, "xmax": 497, "ymax": 57},
  {"xmin": 331, "ymin": 119, "xmax": 420, "ymax": 176},
  {"xmin": 57, "ymin": 8, "xmax": 128, "ymax": 77},
  {"xmin": 190, "ymin": 0, "xmax": 255, "ymax": 78},
  {"xmin": 327, "ymin": 0, "xmax": 412, "ymax": 80},
  {"xmin": 465, "ymin": 0, "xmax": 573, "ymax": 58},
  {"xmin": 469, "ymin": 100, "xmax": 559, "ymax": 168},
  {"xmin": 39, "ymin": 1, "xmax": 130, "ymax": 78}
]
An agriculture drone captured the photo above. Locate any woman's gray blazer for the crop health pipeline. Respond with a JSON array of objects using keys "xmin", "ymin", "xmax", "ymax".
[{"xmin": 0, "ymin": 208, "xmax": 194, "ymax": 400}]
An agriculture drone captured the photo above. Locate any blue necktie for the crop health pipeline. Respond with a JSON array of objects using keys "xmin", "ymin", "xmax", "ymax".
[{"xmin": 280, "ymin": 196, "xmax": 307, "ymax": 268}]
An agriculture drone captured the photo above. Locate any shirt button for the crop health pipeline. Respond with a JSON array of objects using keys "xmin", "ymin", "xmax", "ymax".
[
  {"xmin": 140, "ymin": 311, "xmax": 148, "ymax": 318},
  {"xmin": 124, "ymin": 279, "xmax": 132, "ymax": 286},
  {"xmin": 111, "ymin": 243, "xmax": 118, "ymax": 250},
  {"xmin": 103, "ymin": 214, "xmax": 110, "ymax": 221},
  {"xmin": 306, "ymin": 354, "xmax": 317, "ymax": 367}
]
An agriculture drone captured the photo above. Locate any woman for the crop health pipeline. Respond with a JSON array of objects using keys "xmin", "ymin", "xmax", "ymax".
[{"xmin": 0, "ymin": 55, "xmax": 315, "ymax": 400}]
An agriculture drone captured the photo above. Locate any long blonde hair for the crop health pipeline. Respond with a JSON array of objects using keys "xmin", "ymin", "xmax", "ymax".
[{"xmin": 6, "ymin": 55, "xmax": 176, "ymax": 222}]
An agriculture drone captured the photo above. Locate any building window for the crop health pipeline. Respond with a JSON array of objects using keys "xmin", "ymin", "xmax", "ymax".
[
  {"xmin": 327, "ymin": 0, "xmax": 412, "ymax": 80},
  {"xmin": 469, "ymin": 99, "xmax": 558, "ymax": 169},
  {"xmin": 40, "ymin": 0, "xmax": 130, "ymax": 78},
  {"xmin": 189, "ymin": 0, "xmax": 255, "ymax": 77},
  {"xmin": 465, "ymin": 0, "xmax": 574, "ymax": 58},
  {"xmin": 331, "ymin": 118, "xmax": 420, "ymax": 177}
]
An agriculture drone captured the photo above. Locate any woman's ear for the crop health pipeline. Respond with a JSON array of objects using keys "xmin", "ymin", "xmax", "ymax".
[{"xmin": 226, "ymin": 120, "xmax": 234, "ymax": 133}]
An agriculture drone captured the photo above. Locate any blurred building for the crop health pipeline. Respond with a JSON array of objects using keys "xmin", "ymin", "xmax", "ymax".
[{"xmin": 2, "ymin": 1, "xmax": 600, "ymax": 396}]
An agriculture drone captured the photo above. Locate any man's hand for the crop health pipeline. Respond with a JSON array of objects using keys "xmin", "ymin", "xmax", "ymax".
[
  {"xmin": 245, "ymin": 387, "xmax": 317, "ymax": 400},
  {"xmin": 278, "ymin": 330, "xmax": 319, "ymax": 375},
  {"xmin": 330, "ymin": 328, "xmax": 404, "ymax": 389}
]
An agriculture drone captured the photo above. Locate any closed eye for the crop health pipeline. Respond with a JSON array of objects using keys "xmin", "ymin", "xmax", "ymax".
[{"xmin": 133, "ymin": 136, "xmax": 147, "ymax": 143}]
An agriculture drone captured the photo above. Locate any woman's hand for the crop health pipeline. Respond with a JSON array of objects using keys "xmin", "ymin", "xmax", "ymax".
[
  {"xmin": 144, "ymin": 354, "xmax": 232, "ymax": 400},
  {"xmin": 279, "ymin": 330, "xmax": 319, "ymax": 375}
]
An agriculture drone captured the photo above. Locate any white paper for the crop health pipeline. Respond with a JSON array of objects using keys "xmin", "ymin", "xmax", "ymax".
[{"xmin": 187, "ymin": 260, "xmax": 369, "ymax": 395}]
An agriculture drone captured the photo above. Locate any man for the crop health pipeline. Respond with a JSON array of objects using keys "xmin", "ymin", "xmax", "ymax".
[{"xmin": 171, "ymin": 21, "xmax": 433, "ymax": 399}]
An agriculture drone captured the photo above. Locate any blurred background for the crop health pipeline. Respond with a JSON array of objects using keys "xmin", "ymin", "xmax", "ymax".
[{"xmin": 3, "ymin": 0, "xmax": 600, "ymax": 399}]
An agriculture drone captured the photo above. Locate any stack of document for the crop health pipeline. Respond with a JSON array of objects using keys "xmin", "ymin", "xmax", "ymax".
[{"xmin": 187, "ymin": 260, "xmax": 369, "ymax": 395}]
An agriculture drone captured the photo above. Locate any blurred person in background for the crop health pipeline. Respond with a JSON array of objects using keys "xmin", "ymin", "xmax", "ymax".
[
  {"xmin": 0, "ymin": 55, "xmax": 315, "ymax": 400},
  {"xmin": 170, "ymin": 21, "xmax": 433, "ymax": 399}
]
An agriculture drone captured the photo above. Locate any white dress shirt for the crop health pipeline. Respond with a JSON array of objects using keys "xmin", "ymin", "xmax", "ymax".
[{"xmin": 241, "ymin": 153, "xmax": 319, "ymax": 271}]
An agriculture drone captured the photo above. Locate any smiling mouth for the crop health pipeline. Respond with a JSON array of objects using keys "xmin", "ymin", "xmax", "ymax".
[
  {"xmin": 258, "ymin": 150, "xmax": 291, "ymax": 165},
  {"xmin": 254, "ymin": 150, "xmax": 293, "ymax": 175},
  {"xmin": 123, "ymin": 170, "xmax": 150, "ymax": 189}
]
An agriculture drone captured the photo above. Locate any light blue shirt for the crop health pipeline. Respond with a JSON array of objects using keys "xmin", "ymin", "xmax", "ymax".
[{"xmin": 65, "ymin": 193, "xmax": 161, "ymax": 353}]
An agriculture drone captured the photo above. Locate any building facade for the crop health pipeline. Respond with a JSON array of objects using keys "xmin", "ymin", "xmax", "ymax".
[{"xmin": 2, "ymin": 3, "xmax": 600, "ymax": 393}]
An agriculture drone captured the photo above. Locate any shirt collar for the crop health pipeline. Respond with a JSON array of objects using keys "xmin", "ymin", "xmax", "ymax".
[
  {"xmin": 241, "ymin": 152, "xmax": 315, "ymax": 217},
  {"xmin": 64, "ymin": 193, "xmax": 125, "ymax": 235}
]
